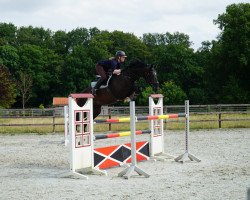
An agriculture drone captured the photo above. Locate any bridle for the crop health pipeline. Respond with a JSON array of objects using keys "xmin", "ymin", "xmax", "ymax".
[{"xmin": 144, "ymin": 67, "xmax": 159, "ymax": 86}]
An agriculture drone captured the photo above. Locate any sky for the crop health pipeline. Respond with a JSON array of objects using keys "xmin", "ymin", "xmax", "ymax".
[{"xmin": 0, "ymin": 0, "xmax": 248, "ymax": 50}]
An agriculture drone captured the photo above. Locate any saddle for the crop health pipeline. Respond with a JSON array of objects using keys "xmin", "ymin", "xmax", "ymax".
[{"xmin": 91, "ymin": 75, "xmax": 112, "ymax": 89}]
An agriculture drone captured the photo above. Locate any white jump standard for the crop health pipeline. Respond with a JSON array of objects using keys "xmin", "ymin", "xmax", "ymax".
[
  {"xmin": 63, "ymin": 93, "xmax": 107, "ymax": 179},
  {"xmin": 175, "ymin": 100, "xmax": 201, "ymax": 163}
]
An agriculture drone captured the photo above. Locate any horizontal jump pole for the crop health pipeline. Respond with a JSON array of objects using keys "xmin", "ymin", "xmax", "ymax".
[
  {"xmin": 94, "ymin": 130, "xmax": 151, "ymax": 140},
  {"xmin": 94, "ymin": 113, "xmax": 186, "ymax": 123}
]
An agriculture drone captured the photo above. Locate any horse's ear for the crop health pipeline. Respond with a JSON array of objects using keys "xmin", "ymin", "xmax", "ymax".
[
  {"xmin": 149, "ymin": 64, "xmax": 155, "ymax": 69},
  {"xmin": 146, "ymin": 64, "xmax": 152, "ymax": 69},
  {"xmin": 152, "ymin": 64, "xmax": 159, "ymax": 70}
]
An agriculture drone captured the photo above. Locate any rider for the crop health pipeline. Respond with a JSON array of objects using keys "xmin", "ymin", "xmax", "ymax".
[{"xmin": 92, "ymin": 50, "xmax": 127, "ymax": 95}]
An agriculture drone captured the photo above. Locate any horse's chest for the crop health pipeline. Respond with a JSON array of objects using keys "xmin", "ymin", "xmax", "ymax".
[{"xmin": 110, "ymin": 77, "xmax": 134, "ymax": 97}]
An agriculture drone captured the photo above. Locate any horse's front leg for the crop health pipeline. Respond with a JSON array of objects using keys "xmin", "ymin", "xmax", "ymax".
[
  {"xmin": 123, "ymin": 92, "xmax": 137, "ymax": 102},
  {"xmin": 123, "ymin": 85, "xmax": 140, "ymax": 102}
]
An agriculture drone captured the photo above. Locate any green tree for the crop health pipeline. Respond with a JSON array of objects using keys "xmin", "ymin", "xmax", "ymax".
[
  {"xmin": 87, "ymin": 32, "xmax": 111, "ymax": 61},
  {"xmin": 207, "ymin": 3, "xmax": 250, "ymax": 103},
  {"xmin": 52, "ymin": 30, "xmax": 69, "ymax": 55},
  {"xmin": 137, "ymin": 86, "xmax": 154, "ymax": 106},
  {"xmin": 16, "ymin": 26, "xmax": 53, "ymax": 48},
  {"xmin": 18, "ymin": 44, "xmax": 49, "ymax": 106},
  {"xmin": 0, "ymin": 23, "xmax": 17, "ymax": 45},
  {"xmin": 40, "ymin": 48, "xmax": 64, "ymax": 104},
  {"xmin": 160, "ymin": 81, "xmax": 187, "ymax": 105},
  {"xmin": 220, "ymin": 76, "xmax": 248, "ymax": 103},
  {"xmin": 188, "ymin": 88, "xmax": 207, "ymax": 104},
  {"xmin": 193, "ymin": 41, "xmax": 214, "ymax": 104},
  {"xmin": 61, "ymin": 45, "xmax": 95, "ymax": 94},
  {"xmin": 109, "ymin": 31, "xmax": 150, "ymax": 61},
  {"xmin": 89, "ymin": 30, "xmax": 151, "ymax": 62},
  {"xmin": 0, "ymin": 45, "xmax": 19, "ymax": 74},
  {"xmin": 67, "ymin": 28, "xmax": 90, "ymax": 47},
  {"xmin": 0, "ymin": 65, "xmax": 16, "ymax": 108},
  {"xmin": 143, "ymin": 32, "xmax": 203, "ymax": 99}
]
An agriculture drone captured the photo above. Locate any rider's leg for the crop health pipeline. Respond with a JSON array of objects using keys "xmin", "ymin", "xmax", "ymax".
[
  {"xmin": 92, "ymin": 65, "xmax": 107, "ymax": 95},
  {"xmin": 92, "ymin": 78, "xmax": 105, "ymax": 94}
]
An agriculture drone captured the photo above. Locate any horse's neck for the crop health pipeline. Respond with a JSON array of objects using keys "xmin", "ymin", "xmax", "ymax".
[
  {"xmin": 106, "ymin": 70, "xmax": 137, "ymax": 100},
  {"xmin": 122, "ymin": 68, "xmax": 139, "ymax": 82}
]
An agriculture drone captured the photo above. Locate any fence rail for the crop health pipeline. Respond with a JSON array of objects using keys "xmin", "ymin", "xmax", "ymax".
[{"xmin": 0, "ymin": 104, "xmax": 250, "ymax": 131}]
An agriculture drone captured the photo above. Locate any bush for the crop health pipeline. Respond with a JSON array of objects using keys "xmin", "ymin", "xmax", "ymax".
[{"xmin": 160, "ymin": 81, "xmax": 187, "ymax": 105}]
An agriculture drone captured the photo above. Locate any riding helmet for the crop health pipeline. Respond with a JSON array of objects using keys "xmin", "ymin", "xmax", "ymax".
[{"xmin": 115, "ymin": 51, "xmax": 127, "ymax": 57}]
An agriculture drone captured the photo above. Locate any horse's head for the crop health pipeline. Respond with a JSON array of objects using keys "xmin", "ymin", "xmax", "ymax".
[
  {"xmin": 128, "ymin": 59, "xmax": 159, "ymax": 92},
  {"xmin": 144, "ymin": 64, "xmax": 159, "ymax": 92}
]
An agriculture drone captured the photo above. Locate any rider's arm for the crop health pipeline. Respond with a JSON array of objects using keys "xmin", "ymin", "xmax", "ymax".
[{"xmin": 111, "ymin": 60, "xmax": 121, "ymax": 75}]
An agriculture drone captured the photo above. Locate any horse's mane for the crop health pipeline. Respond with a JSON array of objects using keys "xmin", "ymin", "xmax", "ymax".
[{"xmin": 127, "ymin": 59, "xmax": 147, "ymax": 69}]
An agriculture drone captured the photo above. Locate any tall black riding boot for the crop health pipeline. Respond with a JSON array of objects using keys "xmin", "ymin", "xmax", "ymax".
[{"xmin": 92, "ymin": 78, "xmax": 105, "ymax": 96}]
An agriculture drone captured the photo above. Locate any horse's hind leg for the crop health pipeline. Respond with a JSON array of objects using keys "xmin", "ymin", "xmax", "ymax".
[
  {"xmin": 83, "ymin": 105, "xmax": 101, "ymax": 132},
  {"xmin": 93, "ymin": 105, "xmax": 102, "ymax": 120}
]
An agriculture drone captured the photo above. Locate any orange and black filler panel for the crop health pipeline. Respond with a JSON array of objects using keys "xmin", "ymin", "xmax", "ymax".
[{"xmin": 94, "ymin": 141, "xmax": 150, "ymax": 169}]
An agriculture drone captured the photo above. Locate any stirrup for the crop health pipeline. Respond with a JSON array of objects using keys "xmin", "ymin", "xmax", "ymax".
[{"xmin": 91, "ymin": 88, "xmax": 96, "ymax": 96}]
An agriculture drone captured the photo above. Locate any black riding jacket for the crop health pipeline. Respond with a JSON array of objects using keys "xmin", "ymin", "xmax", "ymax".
[{"xmin": 97, "ymin": 59, "xmax": 121, "ymax": 73}]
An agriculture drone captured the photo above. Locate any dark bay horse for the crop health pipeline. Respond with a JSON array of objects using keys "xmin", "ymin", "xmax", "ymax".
[{"xmin": 77, "ymin": 59, "xmax": 159, "ymax": 119}]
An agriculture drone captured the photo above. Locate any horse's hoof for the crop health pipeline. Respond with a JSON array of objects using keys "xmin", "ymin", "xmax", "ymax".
[{"xmin": 124, "ymin": 97, "xmax": 131, "ymax": 103}]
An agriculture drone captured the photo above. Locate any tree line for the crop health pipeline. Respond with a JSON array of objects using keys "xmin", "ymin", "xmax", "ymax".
[{"xmin": 0, "ymin": 3, "xmax": 249, "ymax": 108}]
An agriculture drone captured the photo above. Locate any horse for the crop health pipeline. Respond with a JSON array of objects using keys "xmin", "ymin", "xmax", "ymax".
[{"xmin": 77, "ymin": 59, "xmax": 159, "ymax": 120}]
